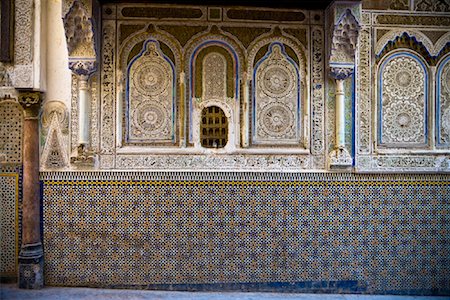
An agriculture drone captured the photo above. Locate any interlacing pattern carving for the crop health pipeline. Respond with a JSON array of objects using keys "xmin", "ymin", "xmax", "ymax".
[
  {"xmin": 357, "ymin": 28, "xmax": 371, "ymax": 154},
  {"xmin": 100, "ymin": 21, "xmax": 116, "ymax": 155},
  {"xmin": 128, "ymin": 41, "xmax": 174, "ymax": 142},
  {"xmin": 380, "ymin": 55, "xmax": 426, "ymax": 145},
  {"xmin": 438, "ymin": 58, "xmax": 450, "ymax": 145},
  {"xmin": 203, "ymin": 53, "xmax": 227, "ymax": 100},
  {"xmin": 253, "ymin": 43, "xmax": 299, "ymax": 144},
  {"xmin": 415, "ymin": 0, "xmax": 450, "ymax": 12}
]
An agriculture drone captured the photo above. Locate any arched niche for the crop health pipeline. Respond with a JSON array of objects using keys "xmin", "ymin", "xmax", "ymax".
[
  {"xmin": 436, "ymin": 55, "xmax": 450, "ymax": 147},
  {"xmin": 251, "ymin": 42, "xmax": 301, "ymax": 145},
  {"xmin": 125, "ymin": 40, "xmax": 176, "ymax": 144},
  {"xmin": 378, "ymin": 51, "xmax": 429, "ymax": 147}
]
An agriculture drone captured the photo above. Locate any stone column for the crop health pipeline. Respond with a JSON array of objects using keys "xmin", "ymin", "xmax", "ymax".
[
  {"xmin": 328, "ymin": 67, "xmax": 353, "ymax": 169},
  {"xmin": 18, "ymin": 91, "xmax": 43, "ymax": 289},
  {"xmin": 179, "ymin": 72, "xmax": 186, "ymax": 147},
  {"xmin": 241, "ymin": 72, "xmax": 249, "ymax": 148},
  {"xmin": 69, "ymin": 60, "xmax": 96, "ymax": 165}
]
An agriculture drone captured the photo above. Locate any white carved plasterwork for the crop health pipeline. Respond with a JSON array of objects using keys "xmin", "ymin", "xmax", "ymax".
[
  {"xmin": 127, "ymin": 41, "xmax": 174, "ymax": 142},
  {"xmin": 115, "ymin": 154, "xmax": 310, "ymax": 170},
  {"xmin": 357, "ymin": 155, "xmax": 450, "ymax": 173},
  {"xmin": 437, "ymin": 57, "xmax": 450, "ymax": 146},
  {"xmin": 0, "ymin": 100, "xmax": 23, "ymax": 164},
  {"xmin": 63, "ymin": 0, "xmax": 96, "ymax": 58},
  {"xmin": 40, "ymin": 101, "xmax": 70, "ymax": 170},
  {"xmin": 375, "ymin": 30, "xmax": 434, "ymax": 57},
  {"xmin": 100, "ymin": 21, "xmax": 116, "ymax": 154},
  {"xmin": 330, "ymin": 9, "xmax": 360, "ymax": 65},
  {"xmin": 253, "ymin": 43, "xmax": 300, "ymax": 144},
  {"xmin": 311, "ymin": 27, "xmax": 325, "ymax": 157},
  {"xmin": 357, "ymin": 27, "xmax": 371, "ymax": 154},
  {"xmin": 380, "ymin": 54, "xmax": 426, "ymax": 145},
  {"xmin": 203, "ymin": 53, "xmax": 227, "ymax": 100},
  {"xmin": 15, "ymin": 0, "xmax": 33, "ymax": 65}
]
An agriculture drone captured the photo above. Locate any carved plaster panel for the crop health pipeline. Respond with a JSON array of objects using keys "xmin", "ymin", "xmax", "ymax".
[
  {"xmin": 0, "ymin": 100, "xmax": 23, "ymax": 164},
  {"xmin": 40, "ymin": 101, "xmax": 70, "ymax": 170},
  {"xmin": 14, "ymin": 0, "xmax": 33, "ymax": 65},
  {"xmin": 414, "ymin": 0, "xmax": 450, "ymax": 12},
  {"xmin": 379, "ymin": 54, "xmax": 427, "ymax": 146},
  {"xmin": 437, "ymin": 56, "xmax": 450, "ymax": 146},
  {"xmin": 253, "ymin": 43, "xmax": 300, "ymax": 144},
  {"xmin": 202, "ymin": 53, "xmax": 227, "ymax": 100},
  {"xmin": 127, "ymin": 41, "xmax": 175, "ymax": 142},
  {"xmin": 311, "ymin": 27, "xmax": 325, "ymax": 156},
  {"xmin": 357, "ymin": 27, "xmax": 372, "ymax": 154},
  {"xmin": 100, "ymin": 21, "xmax": 116, "ymax": 154}
]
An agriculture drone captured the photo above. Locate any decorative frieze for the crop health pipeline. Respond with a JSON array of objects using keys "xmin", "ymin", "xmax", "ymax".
[
  {"xmin": 357, "ymin": 155, "xmax": 450, "ymax": 172},
  {"xmin": 115, "ymin": 154, "xmax": 310, "ymax": 170}
]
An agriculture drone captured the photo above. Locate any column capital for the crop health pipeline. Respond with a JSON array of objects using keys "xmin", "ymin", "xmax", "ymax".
[
  {"xmin": 69, "ymin": 60, "xmax": 97, "ymax": 78},
  {"xmin": 18, "ymin": 91, "xmax": 42, "ymax": 118},
  {"xmin": 330, "ymin": 66, "xmax": 354, "ymax": 81}
]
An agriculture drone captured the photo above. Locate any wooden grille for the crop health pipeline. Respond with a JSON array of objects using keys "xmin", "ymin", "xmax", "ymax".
[{"xmin": 200, "ymin": 106, "xmax": 228, "ymax": 148}]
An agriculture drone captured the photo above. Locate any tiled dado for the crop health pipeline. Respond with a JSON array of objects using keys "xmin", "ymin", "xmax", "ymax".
[{"xmin": 41, "ymin": 172, "xmax": 450, "ymax": 295}]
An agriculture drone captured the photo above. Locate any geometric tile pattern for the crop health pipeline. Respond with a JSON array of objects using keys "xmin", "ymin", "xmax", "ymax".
[
  {"xmin": 43, "ymin": 175, "xmax": 450, "ymax": 294},
  {"xmin": 0, "ymin": 174, "xmax": 19, "ymax": 276}
]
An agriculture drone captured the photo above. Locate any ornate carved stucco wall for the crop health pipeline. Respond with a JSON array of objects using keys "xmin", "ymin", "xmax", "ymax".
[{"xmin": 20, "ymin": 0, "xmax": 450, "ymax": 295}]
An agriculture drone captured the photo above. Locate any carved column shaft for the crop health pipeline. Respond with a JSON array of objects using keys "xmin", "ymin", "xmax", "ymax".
[
  {"xmin": 241, "ymin": 73, "xmax": 249, "ymax": 148},
  {"xmin": 18, "ymin": 92, "xmax": 43, "ymax": 289},
  {"xmin": 179, "ymin": 72, "xmax": 186, "ymax": 147},
  {"xmin": 78, "ymin": 75, "xmax": 90, "ymax": 145},
  {"xmin": 335, "ymin": 79, "xmax": 345, "ymax": 149}
]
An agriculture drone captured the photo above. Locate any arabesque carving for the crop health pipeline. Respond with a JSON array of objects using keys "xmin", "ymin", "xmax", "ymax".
[
  {"xmin": 253, "ymin": 43, "xmax": 300, "ymax": 144},
  {"xmin": 380, "ymin": 54, "xmax": 427, "ymax": 145},
  {"xmin": 127, "ymin": 41, "xmax": 175, "ymax": 142}
]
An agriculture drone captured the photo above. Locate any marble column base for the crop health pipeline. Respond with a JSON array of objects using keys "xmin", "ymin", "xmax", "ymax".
[{"xmin": 18, "ymin": 243, "xmax": 44, "ymax": 289}]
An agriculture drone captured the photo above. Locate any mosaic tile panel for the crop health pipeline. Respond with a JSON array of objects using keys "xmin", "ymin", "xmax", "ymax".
[
  {"xmin": 0, "ymin": 173, "xmax": 18, "ymax": 276},
  {"xmin": 42, "ymin": 173, "xmax": 450, "ymax": 295}
]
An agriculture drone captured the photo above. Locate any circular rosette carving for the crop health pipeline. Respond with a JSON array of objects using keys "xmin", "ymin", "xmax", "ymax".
[
  {"xmin": 383, "ymin": 100, "xmax": 424, "ymax": 143},
  {"xmin": 132, "ymin": 102, "xmax": 169, "ymax": 135},
  {"xmin": 132, "ymin": 62, "xmax": 169, "ymax": 97},
  {"xmin": 259, "ymin": 64, "xmax": 294, "ymax": 98},
  {"xmin": 258, "ymin": 103, "xmax": 295, "ymax": 138},
  {"xmin": 383, "ymin": 56, "xmax": 424, "ymax": 100}
]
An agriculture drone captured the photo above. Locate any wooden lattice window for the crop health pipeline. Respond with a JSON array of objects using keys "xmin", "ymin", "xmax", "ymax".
[{"xmin": 200, "ymin": 106, "xmax": 228, "ymax": 148}]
